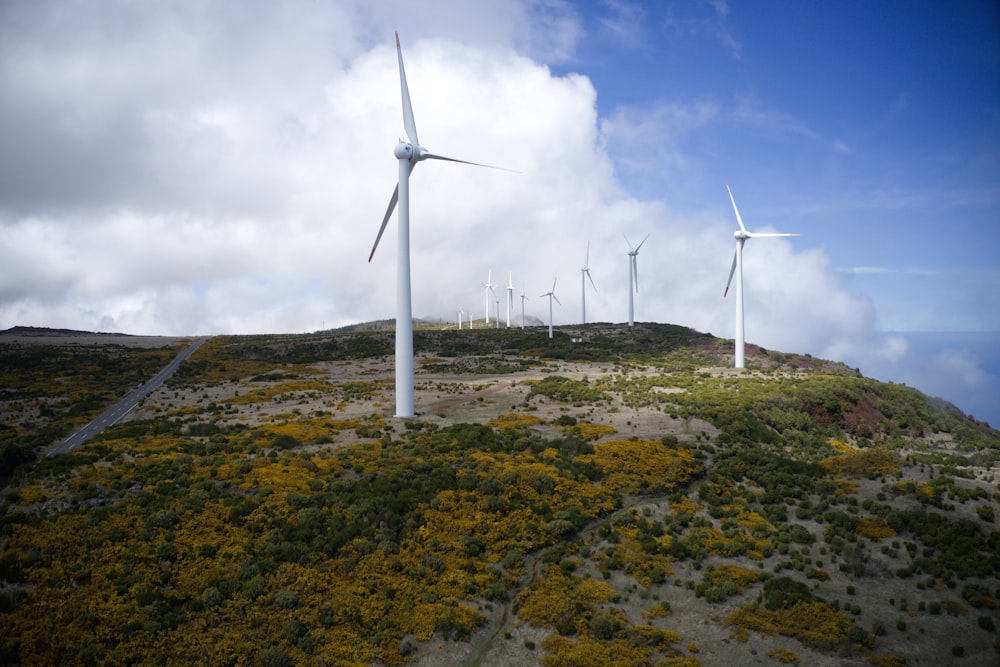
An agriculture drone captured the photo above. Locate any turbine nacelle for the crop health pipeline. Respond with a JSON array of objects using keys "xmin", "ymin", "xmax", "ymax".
[{"xmin": 393, "ymin": 142, "xmax": 416, "ymax": 160}]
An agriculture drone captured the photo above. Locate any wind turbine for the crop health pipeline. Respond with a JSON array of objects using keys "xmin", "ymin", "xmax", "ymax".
[
  {"xmin": 520, "ymin": 286, "xmax": 529, "ymax": 329},
  {"xmin": 483, "ymin": 269, "xmax": 494, "ymax": 326},
  {"xmin": 368, "ymin": 33, "xmax": 503, "ymax": 418},
  {"xmin": 505, "ymin": 272, "xmax": 514, "ymax": 328},
  {"xmin": 495, "ymin": 295, "xmax": 501, "ymax": 329},
  {"xmin": 624, "ymin": 235, "xmax": 647, "ymax": 326},
  {"xmin": 723, "ymin": 183, "xmax": 800, "ymax": 369},
  {"xmin": 541, "ymin": 278, "xmax": 561, "ymax": 339},
  {"xmin": 457, "ymin": 307, "xmax": 464, "ymax": 330},
  {"xmin": 580, "ymin": 241, "xmax": 597, "ymax": 324}
]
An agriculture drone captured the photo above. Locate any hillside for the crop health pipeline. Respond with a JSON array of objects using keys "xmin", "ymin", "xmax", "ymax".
[{"xmin": 1, "ymin": 323, "xmax": 998, "ymax": 666}]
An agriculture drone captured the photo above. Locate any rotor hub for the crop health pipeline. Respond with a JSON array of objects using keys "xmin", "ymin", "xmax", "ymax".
[{"xmin": 734, "ymin": 230, "xmax": 750, "ymax": 240}]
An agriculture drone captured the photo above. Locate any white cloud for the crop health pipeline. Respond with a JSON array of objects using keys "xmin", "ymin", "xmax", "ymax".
[{"xmin": 0, "ymin": 1, "xmax": 882, "ymax": 353}]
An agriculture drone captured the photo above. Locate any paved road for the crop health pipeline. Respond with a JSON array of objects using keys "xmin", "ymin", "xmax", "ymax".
[{"xmin": 48, "ymin": 337, "xmax": 209, "ymax": 456}]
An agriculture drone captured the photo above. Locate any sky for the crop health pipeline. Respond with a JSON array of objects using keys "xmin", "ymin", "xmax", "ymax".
[{"xmin": 1, "ymin": 0, "xmax": 998, "ymax": 424}]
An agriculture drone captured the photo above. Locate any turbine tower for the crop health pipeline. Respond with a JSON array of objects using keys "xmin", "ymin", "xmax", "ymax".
[
  {"xmin": 520, "ymin": 286, "xmax": 529, "ymax": 329},
  {"xmin": 368, "ymin": 33, "xmax": 501, "ymax": 417},
  {"xmin": 581, "ymin": 241, "xmax": 596, "ymax": 324},
  {"xmin": 625, "ymin": 235, "xmax": 647, "ymax": 327},
  {"xmin": 541, "ymin": 278, "xmax": 561, "ymax": 339},
  {"xmin": 723, "ymin": 183, "xmax": 800, "ymax": 369},
  {"xmin": 506, "ymin": 272, "xmax": 514, "ymax": 328}
]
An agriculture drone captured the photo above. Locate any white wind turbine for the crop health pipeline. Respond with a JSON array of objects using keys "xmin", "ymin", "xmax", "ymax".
[
  {"xmin": 541, "ymin": 278, "xmax": 561, "ymax": 339},
  {"xmin": 483, "ymin": 269, "xmax": 494, "ymax": 326},
  {"xmin": 368, "ymin": 33, "xmax": 505, "ymax": 418},
  {"xmin": 625, "ymin": 235, "xmax": 648, "ymax": 326},
  {"xmin": 520, "ymin": 286, "xmax": 529, "ymax": 329},
  {"xmin": 580, "ymin": 241, "xmax": 597, "ymax": 324},
  {"xmin": 457, "ymin": 307, "xmax": 465, "ymax": 330},
  {"xmin": 505, "ymin": 272, "xmax": 514, "ymax": 328},
  {"xmin": 723, "ymin": 183, "xmax": 800, "ymax": 369}
]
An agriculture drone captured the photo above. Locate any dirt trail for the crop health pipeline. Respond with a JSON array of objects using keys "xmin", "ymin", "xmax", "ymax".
[{"xmin": 420, "ymin": 381, "xmax": 512, "ymax": 415}]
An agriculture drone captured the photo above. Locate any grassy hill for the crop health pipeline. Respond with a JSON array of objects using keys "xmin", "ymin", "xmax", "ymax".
[{"xmin": 1, "ymin": 323, "xmax": 998, "ymax": 665}]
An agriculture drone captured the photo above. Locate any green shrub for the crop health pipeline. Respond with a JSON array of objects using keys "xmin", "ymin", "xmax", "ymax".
[
  {"xmin": 763, "ymin": 577, "xmax": 812, "ymax": 610},
  {"xmin": 272, "ymin": 589, "xmax": 299, "ymax": 609}
]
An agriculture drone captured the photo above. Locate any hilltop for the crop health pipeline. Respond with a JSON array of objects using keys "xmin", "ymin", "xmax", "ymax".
[{"xmin": 1, "ymin": 323, "xmax": 998, "ymax": 665}]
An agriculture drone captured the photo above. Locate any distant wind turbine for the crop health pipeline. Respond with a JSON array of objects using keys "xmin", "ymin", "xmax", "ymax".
[
  {"xmin": 495, "ymin": 296, "xmax": 501, "ymax": 329},
  {"xmin": 367, "ymin": 33, "xmax": 506, "ymax": 417},
  {"xmin": 457, "ymin": 307, "xmax": 465, "ymax": 330},
  {"xmin": 483, "ymin": 269, "xmax": 494, "ymax": 326},
  {"xmin": 581, "ymin": 241, "xmax": 596, "ymax": 324},
  {"xmin": 723, "ymin": 183, "xmax": 800, "ymax": 369},
  {"xmin": 541, "ymin": 278, "xmax": 561, "ymax": 339},
  {"xmin": 520, "ymin": 286, "xmax": 529, "ymax": 329},
  {"xmin": 625, "ymin": 235, "xmax": 648, "ymax": 327},
  {"xmin": 506, "ymin": 272, "xmax": 514, "ymax": 328}
]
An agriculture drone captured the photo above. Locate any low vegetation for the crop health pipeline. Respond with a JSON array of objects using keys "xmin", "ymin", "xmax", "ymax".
[{"xmin": 1, "ymin": 323, "xmax": 998, "ymax": 665}]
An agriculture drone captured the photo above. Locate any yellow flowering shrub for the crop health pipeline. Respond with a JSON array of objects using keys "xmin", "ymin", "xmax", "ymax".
[
  {"xmin": 541, "ymin": 636, "xmax": 652, "ymax": 667},
  {"xmin": 828, "ymin": 438, "xmax": 857, "ymax": 453},
  {"xmin": 857, "ymin": 516, "xmax": 896, "ymax": 539},
  {"xmin": 867, "ymin": 652, "xmax": 908, "ymax": 667},
  {"xmin": 568, "ymin": 421, "xmax": 618, "ymax": 441},
  {"xmin": 767, "ymin": 647, "xmax": 801, "ymax": 664},
  {"xmin": 726, "ymin": 601, "xmax": 852, "ymax": 649},
  {"xmin": 487, "ymin": 413, "xmax": 543, "ymax": 429},
  {"xmin": 580, "ymin": 439, "xmax": 701, "ymax": 494},
  {"xmin": 891, "ymin": 479, "xmax": 940, "ymax": 502},
  {"xmin": 821, "ymin": 448, "xmax": 902, "ymax": 477},
  {"xmin": 659, "ymin": 657, "xmax": 702, "ymax": 667},
  {"xmin": 515, "ymin": 565, "xmax": 615, "ymax": 630},
  {"xmin": 703, "ymin": 564, "xmax": 761, "ymax": 592},
  {"xmin": 642, "ymin": 602, "xmax": 674, "ymax": 620}
]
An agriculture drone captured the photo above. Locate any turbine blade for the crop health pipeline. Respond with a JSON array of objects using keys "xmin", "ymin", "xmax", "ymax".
[
  {"xmin": 747, "ymin": 232, "xmax": 801, "ymax": 238},
  {"xmin": 635, "ymin": 234, "xmax": 649, "ymax": 252},
  {"xmin": 422, "ymin": 151, "xmax": 518, "ymax": 172},
  {"xmin": 551, "ymin": 277, "xmax": 557, "ymax": 293},
  {"xmin": 585, "ymin": 240, "xmax": 590, "ymax": 267},
  {"xmin": 631, "ymin": 256, "xmax": 640, "ymax": 292},
  {"xmin": 553, "ymin": 294, "xmax": 562, "ymax": 306},
  {"xmin": 585, "ymin": 268, "xmax": 597, "ymax": 290},
  {"xmin": 724, "ymin": 249, "xmax": 737, "ymax": 297},
  {"xmin": 396, "ymin": 32, "xmax": 419, "ymax": 147},
  {"xmin": 369, "ymin": 183, "xmax": 399, "ymax": 262},
  {"xmin": 726, "ymin": 183, "xmax": 748, "ymax": 233},
  {"xmin": 623, "ymin": 234, "xmax": 634, "ymax": 251}
]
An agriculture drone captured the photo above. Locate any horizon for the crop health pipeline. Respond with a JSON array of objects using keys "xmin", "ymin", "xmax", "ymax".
[{"xmin": 5, "ymin": 321, "xmax": 998, "ymax": 429}]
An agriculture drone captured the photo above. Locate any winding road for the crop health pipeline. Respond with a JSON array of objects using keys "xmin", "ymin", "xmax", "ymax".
[{"xmin": 48, "ymin": 337, "xmax": 209, "ymax": 456}]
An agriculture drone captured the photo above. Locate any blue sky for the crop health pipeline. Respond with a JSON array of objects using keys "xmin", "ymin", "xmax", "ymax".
[
  {"xmin": 0, "ymin": 0, "xmax": 998, "ymax": 423},
  {"xmin": 568, "ymin": 1, "xmax": 999, "ymax": 331}
]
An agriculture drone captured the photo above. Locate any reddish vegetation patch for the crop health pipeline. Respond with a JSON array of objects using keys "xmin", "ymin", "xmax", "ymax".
[{"xmin": 840, "ymin": 399, "xmax": 885, "ymax": 438}]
